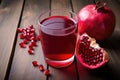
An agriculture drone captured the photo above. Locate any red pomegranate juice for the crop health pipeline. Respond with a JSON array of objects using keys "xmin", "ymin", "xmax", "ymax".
[{"xmin": 40, "ymin": 16, "xmax": 77, "ymax": 67}]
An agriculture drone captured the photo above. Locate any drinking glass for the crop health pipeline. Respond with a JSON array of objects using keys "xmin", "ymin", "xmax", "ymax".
[{"xmin": 38, "ymin": 9, "xmax": 78, "ymax": 68}]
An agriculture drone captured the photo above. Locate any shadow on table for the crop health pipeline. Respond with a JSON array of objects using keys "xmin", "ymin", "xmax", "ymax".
[
  {"xmin": 77, "ymin": 62, "xmax": 120, "ymax": 80},
  {"xmin": 48, "ymin": 62, "xmax": 78, "ymax": 80},
  {"xmin": 98, "ymin": 30, "xmax": 120, "ymax": 51},
  {"xmin": 87, "ymin": 64, "xmax": 120, "ymax": 80}
]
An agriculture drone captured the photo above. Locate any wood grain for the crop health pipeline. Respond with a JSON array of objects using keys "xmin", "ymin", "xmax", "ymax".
[
  {"xmin": 0, "ymin": 0, "xmax": 24, "ymax": 80},
  {"xmin": 9, "ymin": 0, "xmax": 50, "ymax": 80}
]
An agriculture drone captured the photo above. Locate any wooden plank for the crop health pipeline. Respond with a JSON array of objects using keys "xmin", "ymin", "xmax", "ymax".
[
  {"xmin": 48, "ymin": 0, "xmax": 78, "ymax": 80},
  {"xmin": 72, "ymin": 0, "xmax": 120, "ymax": 80},
  {"xmin": 8, "ymin": 0, "xmax": 50, "ymax": 80},
  {"xmin": 72, "ymin": 0, "xmax": 93, "ymax": 13},
  {"xmin": 0, "ymin": 0, "xmax": 24, "ymax": 80}
]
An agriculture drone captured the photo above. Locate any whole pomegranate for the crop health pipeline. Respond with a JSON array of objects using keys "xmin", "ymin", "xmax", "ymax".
[{"xmin": 78, "ymin": 2, "xmax": 116, "ymax": 40}]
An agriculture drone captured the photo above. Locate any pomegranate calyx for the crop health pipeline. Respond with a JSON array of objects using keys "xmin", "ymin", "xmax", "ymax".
[{"xmin": 95, "ymin": 1, "xmax": 106, "ymax": 10}]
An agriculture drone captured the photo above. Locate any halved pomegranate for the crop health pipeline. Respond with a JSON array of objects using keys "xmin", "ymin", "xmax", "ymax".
[{"xmin": 76, "ymin": 33, "xmax": 109, "ymax": 69}]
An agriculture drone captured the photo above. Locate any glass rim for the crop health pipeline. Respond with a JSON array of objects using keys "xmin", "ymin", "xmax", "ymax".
[{"xmin": 38, "ymin": 9, "xmax": 78, "ymax": 31}]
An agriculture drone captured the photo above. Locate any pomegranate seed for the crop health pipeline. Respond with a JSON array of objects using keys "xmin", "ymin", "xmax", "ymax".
[
  {"xmin": 28, "ymin": 25, "xmax": 34, "ymax": 29},
  {"xmin": 44, "ymin": 69, "xmax": 50, "ymax": 76},
  {"xmin": 23, "ymin": 30, "xmax": 26, "ymax": 34},
  {"xmin": 26, "ymin": 32, "xmax": 30, "ymax": 37},
  {"xmin": 37, "ymin": 35, "xmax": 41, "ymax": 41},
  {"xmin": 17, "ymin": 28, "xmax": 23, "ymax": 33},
  {"xmin": 30, "ymin": 28, "xmax": 35, "ymax": 32},
  {"xmin": 39, "ymin": 65, "xmax": 44, "ymax": 71},
  {"xmin": 31, "ymin": 41, "xmax": 37, "ymax": 46},
  {"xmin": 30, "ymin": 36, "xmax": 37, "ymax": 41},
  {"xmin": 32, "ymin": 61, "xmax": 39, "ymax": 67},
  {"xmin": 22, "ymin": 28, "xmax": 27, "ymax": 32},
  {"xmin": 19, "ymin": 42, "xmax": 26, "ymax": 48},
  {"xmin": 26, "ymin": 29, "xmax": 30, "ymax": 33},
  {"xmin": 26, "ymin": 36, "xmax": 31, "ymax": 41},
  {"xmin": 23, "ymin": 33, "xmax": 27, "ymax": 37},
  {"xmin": 29, "ymin": 44, "xmax": 34, "ymax": 50},
  {"xmin": 28, "ymin": 49, "xmax": 34, "ymax": 54},
  {"xmin": 23, "ymin": 39, "xmax": 28, "ymax": 44},
  {"xmin": 30, "ymin": 33, "xmax": 35, "ymax": 37},
  {"xmin": 19, "ymin": 34, "xmax": 25, "ymax": 39}
]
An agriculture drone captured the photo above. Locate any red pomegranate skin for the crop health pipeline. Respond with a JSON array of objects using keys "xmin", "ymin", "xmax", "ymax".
[{"xmin": 78, "ymin": 4, "xmax": 116, "ymax": 40}]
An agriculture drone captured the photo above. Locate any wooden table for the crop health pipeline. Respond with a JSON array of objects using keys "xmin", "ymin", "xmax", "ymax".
[{"xmin": 0, "ymin": 0, "xmax": 120, "ymax": 80}]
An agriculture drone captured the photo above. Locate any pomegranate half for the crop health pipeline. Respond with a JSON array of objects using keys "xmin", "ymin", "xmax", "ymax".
[
  {"xmin": 78, "ymin": 2, "xmax": 116, "ymax": 40},
  {"xmin": 76, "ymin": 33, "xmax": 109, "ymax": 69}
]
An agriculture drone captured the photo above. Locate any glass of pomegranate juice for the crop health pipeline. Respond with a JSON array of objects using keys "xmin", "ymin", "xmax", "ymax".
[{"xmin": 38, "ymin": 9, "xmax": 78, "ymax": 68}]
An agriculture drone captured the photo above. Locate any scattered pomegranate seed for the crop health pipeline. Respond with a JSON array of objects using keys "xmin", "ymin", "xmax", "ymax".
[
  {"xmin": 32, "ymin": 60, "xmax": 50, "ymax": 76},
  {"xmin": 22, "ymin": 28, "xmax": 26, "ymax": 32},
  {"xmin": 29, "ymin": 44, "xmax": 34, "ymax": 50},
  {"xmin": 19, "ymin": 42, "xmax": 26, "ymax": 48},
  {"xmin": 18, "ymin": 25, "xmax": 46, "ymax": 74},
  {"xmin": 30, "ymin": 36, "xmax": 37, "ymax": 42},
  {"xmin": 31, "ymin": 41, "xmax": 37, "ymax": 46},
  {"xmin": 39, "ymin": 65, "xmax": 44, "ymax": 71},
  {"xmin": 28, "ymin": 25, "xmax": 34, "ymax": 29},
  {"xmin": 23, "ymin": 33, "xmax": 27, "ymax": 37},
  {"xmin": 32, "ymin": 61, "xmax": 39, "ymax": 67},
  {"xmin": 19, "ymin": 34, "xmax": 25, "ymax": 39},
  {"xmin": 30, "ymin": 33, "xmax": 35, "ymax": 37},
  {"xmin": 30, "ymin": 28, "xmax": 35, "ymax": 32},
  {"xmin": 26, "ymin": 29, "xmax": 30, "ymax": 33},
  {"xmin": 17, "ymin": 28, "xmax": 23, "ymax": 33},
  {"xmin": 37, "ymin": 35, "xmax": 41, "ymax": 41},
  {"xmin": 44, "ymin": 69, "xmax": 50, "ymax": 76},
  {"xmin": 28, "ymin": 49, "xmax": 34, "ymax": 54},
  {"xmin": 23, "ymin": 39, "xmax": 28, "ymax": 44}
]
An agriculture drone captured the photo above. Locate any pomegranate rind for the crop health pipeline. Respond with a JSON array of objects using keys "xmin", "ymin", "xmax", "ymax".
[{"xmin": 76, "ymin": 33, "xmax": 109, "ymax": 69}]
